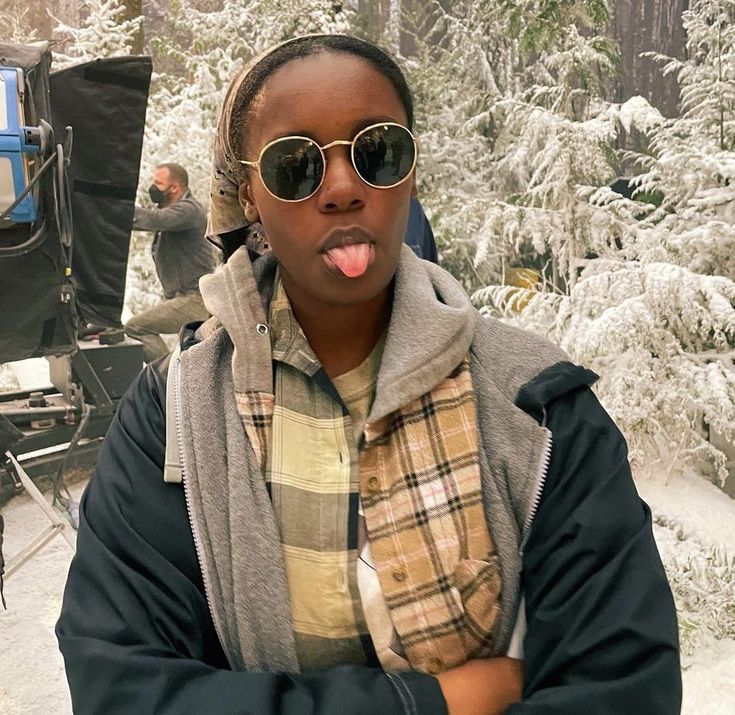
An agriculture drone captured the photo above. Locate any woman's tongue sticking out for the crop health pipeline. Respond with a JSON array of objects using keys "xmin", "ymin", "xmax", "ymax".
[{"xmin": 325, "ymin": 243, "xmax": 373, "ymax": 278}]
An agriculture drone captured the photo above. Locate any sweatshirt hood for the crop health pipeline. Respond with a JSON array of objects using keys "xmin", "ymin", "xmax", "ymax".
[
  {"xmin": 370, "ymin": 245, "xmax": 475, "ymax": 421},
  {"xmin": 198, "ymin": 244, "xmax": 475, "ymax": 410},
  {"xmin": 199, "ymin": 247, "xmax": 272, "ymax": 394}
]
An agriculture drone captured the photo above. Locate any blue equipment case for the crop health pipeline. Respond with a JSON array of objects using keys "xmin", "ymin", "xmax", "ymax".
[{"xmin": 0, "ymin": 66, "xmax": 39, "ymax": 224}]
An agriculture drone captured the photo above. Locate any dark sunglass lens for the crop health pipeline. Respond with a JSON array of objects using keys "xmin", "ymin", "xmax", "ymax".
[
  {"xmin": 259, "ymin": 138, "xmax": 323, "ymax": 200},
  {"xmin": 353, "ymin": 125, "xmax": 415, "ymax": 187}
]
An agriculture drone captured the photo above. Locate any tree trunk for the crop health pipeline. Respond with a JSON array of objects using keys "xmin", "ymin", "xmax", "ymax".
[
  {"xmin": 399, "ymin": 0, "xmax": 418, "ymax": 57},
  {"xmin": 358, "ymin": 0, "xmax": 391, "ymax": 42},
  {"xmin": 121, "ymin": 0, "xmax": 145, "ymax": 55},
  {"xmin": 27, "ymin": 0, "xmax": 81, "ymax": 41},
  {"xmin": 611, "ymin": 0, "xmax": 690, "ymax": 117}
]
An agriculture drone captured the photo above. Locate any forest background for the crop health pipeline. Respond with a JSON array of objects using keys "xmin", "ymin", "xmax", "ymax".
[{"xmin": 1, "ymin": 1, "xmax": 735, "ymax": 713}]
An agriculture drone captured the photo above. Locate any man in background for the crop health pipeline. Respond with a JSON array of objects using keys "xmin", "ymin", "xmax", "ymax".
[{"xmin": 124, "ymin": 162, "xmax": 216, "ymax": 362}]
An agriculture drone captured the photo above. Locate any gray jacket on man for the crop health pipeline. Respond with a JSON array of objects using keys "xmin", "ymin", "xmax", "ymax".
[{"xmin": 134, "ymin": 190, "xmax": 215, "ymax": 299}]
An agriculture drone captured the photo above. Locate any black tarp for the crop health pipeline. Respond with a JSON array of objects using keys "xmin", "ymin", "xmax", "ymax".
[
  {"xmin": 0, "ymin": 46, "xmax": 151, "ymax": 363},
  {"xmin": 50, "ymin": 57, "xmax": 152, "ymax": 328}
]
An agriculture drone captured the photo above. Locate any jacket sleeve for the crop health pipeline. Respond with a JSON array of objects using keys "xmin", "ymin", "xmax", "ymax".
[
  {"xmin": 405, "ymin": 198, "xmax": 438, "ymax": 264},
  {"xmin": 419, "ymin": 211, "xmax": 438, "ymax": 265},
  {"xmin": 508, "ymin": 386, "xmax": 682, "ymax": 714},
  {"xmin": 56, "ymin": 367, "xmax": 446, "ymax": 715},
  {"xmin": 133, "ymin": 200, "xmax": 202, "ymax": 232}
]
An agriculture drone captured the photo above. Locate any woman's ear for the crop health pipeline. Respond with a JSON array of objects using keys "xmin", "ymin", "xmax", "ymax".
[
  {"xmin": 410, "ymin": 174, "xmax": 418, "ymax": 199},
  {"xmin": 238, "ymin": 183, "xmax": 260, "ymax": 224}
]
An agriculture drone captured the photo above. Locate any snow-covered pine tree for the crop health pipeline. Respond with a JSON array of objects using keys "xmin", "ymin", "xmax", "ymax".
[
  {"xmin": 399, "ymin": 0, "xmax": 620, "ymax": 293},
  {"xmin": 152, "ymin": 0, "xmax": 357, "ymax": 195},
  {"xmin": 124, "ymin": 0, "xmax": 359, "ymax": 315},
  {"xmin": 140, "ymin": 0, "xmax": 357, "ymax": 202},
  {"xmin": 476, "ymin": 0, "xmax": 735, "ymax": 486},
  {"xmin": 636, "ymin": 0, "xmax": 735, "ymax": 280}
]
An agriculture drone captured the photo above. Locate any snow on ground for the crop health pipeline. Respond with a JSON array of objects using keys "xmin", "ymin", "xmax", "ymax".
[
  {"xmin": 637, "ymin": 469, "xmax": 735, "ymax": 555},
  {"xmin": 0, "ymin": 481, "xmax": 82, "ymax": 715},
  {"xmin": 681, "ymin": 637, "xmax": 735, "ymax": 715},
  {"xmin": 0, "ymin": 462, "xmax": 734, "ymax": 713},
  {"xmin": 7, "ymin": 360, "xmax": 51, "ymax": 390}
]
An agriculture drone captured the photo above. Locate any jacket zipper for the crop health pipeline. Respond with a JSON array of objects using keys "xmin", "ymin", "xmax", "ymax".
[
  {"xmin": 519, "ymin": 426, "xmax": 553, "ymax": 558},
  {"xmin": 174, "ymin": 354, "xmax": 232, "ymax": 665}
]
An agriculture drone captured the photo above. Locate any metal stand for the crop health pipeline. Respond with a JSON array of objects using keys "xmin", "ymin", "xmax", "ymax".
[{"xmin": 2, "ymin": 451, "xmax": 75, "ymax": 580}]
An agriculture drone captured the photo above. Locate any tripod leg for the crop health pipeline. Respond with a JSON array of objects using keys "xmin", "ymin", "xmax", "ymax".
[{"xmin": 2, "ymin": 451, "xmax": 76, "ymax": 582}]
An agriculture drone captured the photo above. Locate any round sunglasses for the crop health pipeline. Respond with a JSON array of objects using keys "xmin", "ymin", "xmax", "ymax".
[{"xmin": 239, "ymin": 122, "xmax": 418, "ymax": 202}]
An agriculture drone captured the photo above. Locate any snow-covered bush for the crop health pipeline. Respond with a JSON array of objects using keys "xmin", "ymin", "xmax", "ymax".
[
  {"xmin": 653, "ymin": 513, "xmax": 735, "ymax": 663},
  {"xmin": 481, "ymin": 260, "xmax": 735, "ymax": 484}
]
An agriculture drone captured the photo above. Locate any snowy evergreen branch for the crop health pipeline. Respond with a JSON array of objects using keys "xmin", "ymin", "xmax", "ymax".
[
  {"xmin": 0, "ymin": 3, "xmax": 39, "ymax": 44},
  {"xmin": 50, "ymin": 0, "xmax": 142, "ymax": 68}
]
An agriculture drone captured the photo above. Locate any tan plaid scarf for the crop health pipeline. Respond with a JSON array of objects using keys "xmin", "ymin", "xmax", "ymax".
[
  {"xmin": 360, "ymin": 359, "xmax": 502, "ymax": 673},
  {"xmin": 235, "ymin": 392, "xmax": 274, "ymax": 470},
  {"xmin": 234, "ymin": 286, "xmax": 502, "ymax": 674}
]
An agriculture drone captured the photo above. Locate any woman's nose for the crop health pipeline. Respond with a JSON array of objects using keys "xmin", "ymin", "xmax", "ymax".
[{"xmin": 316, "ymin": 148, "xmax": 366, "ymax": 213}]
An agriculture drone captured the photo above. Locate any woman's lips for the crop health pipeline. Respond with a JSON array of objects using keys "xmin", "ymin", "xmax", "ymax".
[{"xmin": 323, "ymin": 242, "xmax": 374, "ymax": 278}]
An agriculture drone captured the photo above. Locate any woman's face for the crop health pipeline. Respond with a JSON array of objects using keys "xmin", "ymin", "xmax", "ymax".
[{"xmin": 239, "ymin": 52, "xmax": 416, "ymax": 311}]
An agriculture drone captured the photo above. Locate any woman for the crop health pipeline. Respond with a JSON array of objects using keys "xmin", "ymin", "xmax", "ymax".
[{"xmin": 57, "ymin": 35, "xmax": 681, "ymax": 715}]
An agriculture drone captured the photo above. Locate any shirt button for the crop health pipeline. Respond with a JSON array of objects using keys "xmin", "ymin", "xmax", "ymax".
[
  {"xmin": 426, "ymin": 656, "xmax": 443, "ymax": 674},
  {"xmin": 365, "ymin": 476, "xmax": 380, "ymax": 494},
  {"xmin": 392, "ymin": 567, "xmax": 407, "ymax": 582}
]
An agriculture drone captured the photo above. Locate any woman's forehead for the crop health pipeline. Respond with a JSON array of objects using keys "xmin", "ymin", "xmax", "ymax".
[{"xmin": 246, "ymin": 53, "xmax": 407, "ymax": 144}]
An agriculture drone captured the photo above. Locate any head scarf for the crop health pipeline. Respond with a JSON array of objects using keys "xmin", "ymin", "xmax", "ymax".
[{"xmin": 207, "ymin": 35, "xmax": 350, "ymax": 255}]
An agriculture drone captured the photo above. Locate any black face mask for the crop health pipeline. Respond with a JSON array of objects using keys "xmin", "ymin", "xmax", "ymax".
[{"xmin": 148, "ymin": 184, "xmax": 171, "ymax": 206}]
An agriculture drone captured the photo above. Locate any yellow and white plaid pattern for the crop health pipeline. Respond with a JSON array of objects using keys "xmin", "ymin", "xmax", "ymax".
[{"xmin": 265, "ymin": 280, "xmax": 373, "ymax": 669}]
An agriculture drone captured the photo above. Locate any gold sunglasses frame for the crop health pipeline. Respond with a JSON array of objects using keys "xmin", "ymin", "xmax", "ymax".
[{"xmin": 238, "ymin": 122, "xmax": 419, "ymax": 203}]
